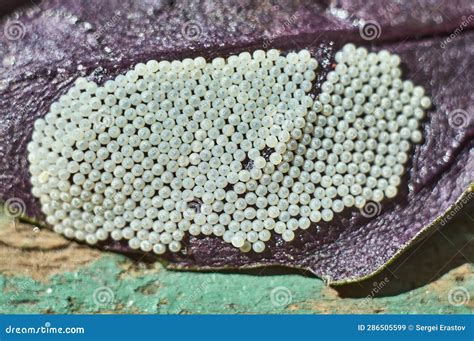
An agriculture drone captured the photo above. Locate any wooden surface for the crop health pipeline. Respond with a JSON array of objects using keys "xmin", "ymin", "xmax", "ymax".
[{"xmin": 0, "ymin": 210, "xmax": 472, "ymax": 314}]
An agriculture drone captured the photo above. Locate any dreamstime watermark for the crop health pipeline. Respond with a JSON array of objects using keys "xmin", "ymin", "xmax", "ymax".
[
  {"xmin": 3, "ymin": 20, "xmax": 26, "ymax": 41},
  {"xmin": 92, "ymin": 13, "xmax": 122, "ymax": 40},
  {"xmin": 360, "ymin": 277, "xmax": 390, "ymax": 306},
  {"xmin": 5, "ymin": 321, "xmax": 85, "ymax": 335},
  {"xmin": 447, "ymin": 286, "xmax": 470, "ymax": 307},
  {"xmin": 3, "ymin": 197, "xmax": 26, "ymax": 219},
  {"xmin": 174, "ymin": 277, "xmax": 214, "ymax": 313},
  {"xmin": 270, "ymin": 286, "xmax": 292, "ymax": 307},
  {"xmin": 440, "ymin": 15, "xmax": 474, "ymax": 49},
  {"xmin": 329, "ymin": 3, "xmax": 388, "ymax": 42},
  {"xmin": 92, "ymin": 286, "xmax": 115, "ymax": 307},
  {"xmin": 241, "ymin": 15, "xmax": 258, "ymax": 36},
  {"xmin": 359, "ymin": 20, "xmax": 382, "ymax": 41},
  {"xmin": 448, "ymin": 109, "xmax": 470, "ymax": 130},
  {"xmin": 439, "ymin": 191, "xmax": 474, "ymax": 227},
  {"xmin": 238, "ymin": 0, "xmax": 274, "ymax": 36},
  {"xmin": 3, "ymin": 278, "xmax": 35, "ymax": 312},
  {"xmin": 42, "ymin": 8, "xmax": 75, "ymax": 20},
  {"xmin": 262, "ymin": 13, "xmax": 299, "ymax": 49},
  {"xmin": 181, "ymin": 20, "xmax": 203, "ymax": 42},
  {"xmin": 359, "ymin": 200, "xmax": 382, "ymax": 218}
]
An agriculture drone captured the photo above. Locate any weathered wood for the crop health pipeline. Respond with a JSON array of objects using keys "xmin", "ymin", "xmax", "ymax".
[{"xmin": 0, "ymin": 212, "xmax": 472, "ymax": 314}]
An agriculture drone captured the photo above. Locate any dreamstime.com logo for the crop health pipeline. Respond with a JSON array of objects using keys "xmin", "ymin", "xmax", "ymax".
[
  {"xmin": 3, "ymin": 20, "xmax": 26, "ymax": 41},
  {"xmin": 270, "ymin": 286, "xmax": 292, "ymax": 307},
  {"xmin": 359, "ymin": 20, "xmax": 381, "ymax": 41},
  {"xmin": 447, "ymin": 286, "xmax": 470, "ymax": 307},
  {"xmin": 359, "ymin": 277, "xmax": 391, "ymax": 308},
  {"xmin": 92, "ymin": 286, "xmax": 115, "ymax": 307},
  {"xmin": 4, "ymin": 322, "xmax": 85, "ymax": 335},
  {"xmin": 359, "ymin": 200, "xmax": 382, "ymax": 218},
  {"xmin": 174, "ymin": 277, "xmax": 215, "ymax": 313},
  {"xmin": 181, "ymin": 20, "xmax": 203, "ymax": 42},
  {"xmin": 3, "ymin": 278, "xmax": 35, "ymax": 312},
  {"xmin": 92, "ymin": 13, "xmax": 122, "ymax": 40},
  {"xmin": 440, "ymin": 15, "xmax": 474, "ymax": 49},
  {"xmin": 3, "ymin": 197, "xmax": 26, "ymax": 219},
  {"xmin": 448, "ymin": 109, "xmax": 470, "ymax": 130},
  {"xmin": 262, "ymin": 12, "xmax": 299, "ymax": 49},
  {"xmin": 439, "ymin": 191, "xmax": 474, "ymax": 227}
]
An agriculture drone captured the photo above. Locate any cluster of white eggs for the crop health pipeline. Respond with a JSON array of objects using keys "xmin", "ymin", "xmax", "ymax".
[
  {"xmin": 28, "ymin": 49, "xmax": 318, "ymax": 254},
  {"xmin": 28, "ymin": 44, "xmax": 431, "ymax": 255},
  {"xmin": 255, "ymin": 43, "xmax": 432, "ymax": 234}
]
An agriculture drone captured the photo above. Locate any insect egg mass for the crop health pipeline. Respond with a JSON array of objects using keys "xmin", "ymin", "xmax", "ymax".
[{"xmin": 28, "ymin": 44, "xmax": 431, "ymax": 255}]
